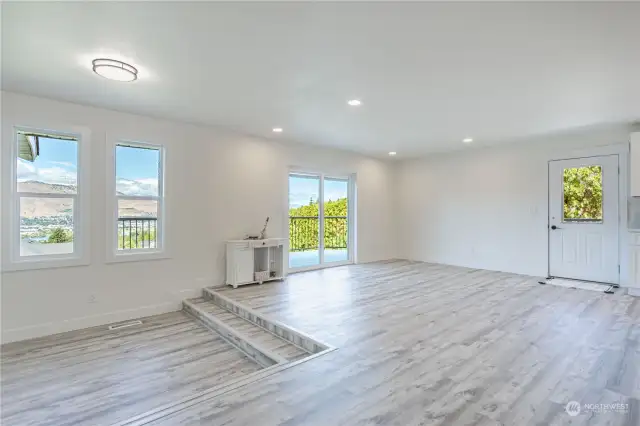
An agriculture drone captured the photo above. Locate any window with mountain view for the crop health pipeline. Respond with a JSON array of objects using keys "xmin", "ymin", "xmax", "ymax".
[
  {"xmin": 15, "ymin": 132, "xmax": 79, "ymax": 258},
  {"xmin": 114, "ymin": 143, "xmax": 163, "ymax": 252}
]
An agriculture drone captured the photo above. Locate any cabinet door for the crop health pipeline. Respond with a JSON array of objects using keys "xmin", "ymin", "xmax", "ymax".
[
  {"xmin": 630, "ymin": 132, "xmax": 640, "ymax": 196},
  {"xmin": 235, "ymin": 247, "xmax": 254, "ymax": 284}
]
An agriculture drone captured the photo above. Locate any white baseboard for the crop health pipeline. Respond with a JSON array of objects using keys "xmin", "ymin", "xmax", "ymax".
[
  {"xmin": 628, "ymin": 287, "xmax": 640, "ymax": 297},
  {"xmin": 1, "ymin": 287, "xmax": 206, "ymax": 344}
]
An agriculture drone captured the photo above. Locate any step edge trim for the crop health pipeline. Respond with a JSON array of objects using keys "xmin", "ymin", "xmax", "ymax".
[
  {"xmin": 183, "ymin": 299, "xmax": 287, "ymax": 366},
  {"xmin": 203, "ymin": 287, "xmax": 335, "ymax": 353}
]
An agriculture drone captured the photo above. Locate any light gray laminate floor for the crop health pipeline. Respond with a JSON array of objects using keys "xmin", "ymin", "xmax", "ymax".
[
  {"xmin": 150, "ymin": 261, "xmax": 640, "ymax": 426},
  {"xmin": 0, "ymin": 311, "xmax": 261, "ymax": 426},
  {"xmin": 2, "ymin": 261, "xmax": 639, "ymax": 426},
  {"xmin": 188, "ymin": 297, "xmax": 310, "ymax": 362}
]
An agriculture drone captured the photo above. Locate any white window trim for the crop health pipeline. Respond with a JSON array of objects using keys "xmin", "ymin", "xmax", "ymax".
[
  {"xmin": 2, "ymin": 124, "xmax": 91, "ymax": 271},
  {"xmin": 105, "ymin": 137, "xmax": 168, "ymax": 263}
]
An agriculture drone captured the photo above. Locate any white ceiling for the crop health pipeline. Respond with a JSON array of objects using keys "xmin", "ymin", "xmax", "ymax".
[{"xmin": 2, "ymin": 2, "xmax": 639, "ymax": 158}]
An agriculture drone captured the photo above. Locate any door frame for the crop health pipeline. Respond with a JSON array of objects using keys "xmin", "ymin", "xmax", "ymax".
[
  {"xmin": 547, "ymin": 144, "xmax": 628, "ymax": 285},
  {"xmin": 286, "ymin": 168, "xmax": 356, "ymax": 273},
  {"xmin": 547, "ymin": 154, "xmax": 619, "ymax": 283}
]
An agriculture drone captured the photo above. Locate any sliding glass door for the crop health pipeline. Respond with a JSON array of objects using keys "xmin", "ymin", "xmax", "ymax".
[
  {"xmin": 288, "ymin": 174, "xmax": 321, "ymax": 269},
  {"xmin": 323, "ymin": 177, "xmax": 349, "ymax": 263},
  {"xmin": 288, "ymin": 172, "xmax": 352, "ymax": 270}
]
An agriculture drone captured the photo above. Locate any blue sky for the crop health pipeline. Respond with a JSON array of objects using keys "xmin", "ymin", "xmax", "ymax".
[
  {"xmin": 17, "ymin": 137, "xmax": 78, "ymax": 186},
  {"xmin": 115, "ymin": 145, "xmax": 159, "ymax": 182},
  {"xmin": 18, "ymin": 136, "xmax": 347, "ymax": 204},
  {"xmin": 17, "ymin": 136, "xmax": 159, "ymax": 195},
  {"xmin": 289, "ymin": 175, "xmax": 348, "ymax": 208},
  {"xmin": 115, "ymin": 145, "xmax": 159, "ymax": 196}
]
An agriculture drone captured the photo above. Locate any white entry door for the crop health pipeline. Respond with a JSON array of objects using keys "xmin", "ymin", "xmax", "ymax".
[{"xmin": 548, "ymin": 155, "xmax": 619, "ymax": 284}]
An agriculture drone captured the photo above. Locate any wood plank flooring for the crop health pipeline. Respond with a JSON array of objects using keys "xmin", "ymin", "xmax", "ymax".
[
  {"xmin": 188, "ymin": 298, "xmax": 309, "ymax": 362},
  {"xmin": 0, "ymin": 311, "xmax": 261, "ymax": 426},
  {"xmin": 2, "ymin": 261, "xmax": 639, "ymax": 425},
  {"xmin": 149, "ymin": 261, "xmax": 640, "ymax": 426}
]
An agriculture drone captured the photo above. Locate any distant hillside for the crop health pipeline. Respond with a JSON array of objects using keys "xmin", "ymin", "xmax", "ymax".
[
  {"xmin": 18, "ymin": 180, "xmax": 76, "ymax": 194},
  {"xmin": 17, "ymin": 181, "xmax": 156, "ymax": 218}
]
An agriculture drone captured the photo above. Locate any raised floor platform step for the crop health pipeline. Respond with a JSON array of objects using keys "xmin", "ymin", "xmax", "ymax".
[{"xmin": 184, "ymin": 298, "xmax": 309, "ymax": 366}]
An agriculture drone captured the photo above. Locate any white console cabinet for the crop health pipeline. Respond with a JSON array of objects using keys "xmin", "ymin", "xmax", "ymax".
[{"xmin": 226, "ymin": 238, "xmax": 287, "ymax": 288}]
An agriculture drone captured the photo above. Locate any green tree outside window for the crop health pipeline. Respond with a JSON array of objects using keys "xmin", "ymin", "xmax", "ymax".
[{"xmin": 563, "ymin": 166, "xmax": 602, "ymax": 221}]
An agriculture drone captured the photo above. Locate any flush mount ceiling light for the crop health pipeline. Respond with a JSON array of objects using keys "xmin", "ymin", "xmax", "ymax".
[
  {"xmin": 92, "ymin": 58, "xmax": 138, "ymax": 82},
  {"xmin": 388, "ymin": 151, "xmax": 397, "ymax": 156},
  {"xmin": 463, "ymin": 138, "xmax": 473, "ymax": 143},
  {"xmin": 347, "ymin": 99, "xmax": 362, "ymax": 106},
  {"xmin": 272, "ymin": 127, "xmax": 283, "ymax": 133}
]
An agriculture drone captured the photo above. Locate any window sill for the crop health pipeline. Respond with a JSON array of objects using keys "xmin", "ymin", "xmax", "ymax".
[
  {"xmin": 2, "ymin": 256, "xmax": 90, "ymax": 272},
  {"xmin": 105, "ymin": 250, "xmax": 170, "ymax": 264}
]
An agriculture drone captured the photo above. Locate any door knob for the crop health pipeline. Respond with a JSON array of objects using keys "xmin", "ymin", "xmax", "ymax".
[{"xmin": 551, "ymin": 225, "xmax": 561, "ymax": 230}]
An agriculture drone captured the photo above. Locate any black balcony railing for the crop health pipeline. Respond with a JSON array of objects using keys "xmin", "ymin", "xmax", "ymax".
[
  {"xmin": 118, "ymin": 217, "xmax": 157, "ymax": 250},
  {"xmin": 289, "ymin": 216, "xmax": 347, "ymax": 251}
]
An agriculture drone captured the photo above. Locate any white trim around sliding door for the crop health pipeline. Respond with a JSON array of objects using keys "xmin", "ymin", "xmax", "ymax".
[
  {"xmin": 286, "ymin": 168, "xmax": 356, "ymax": 273},
  {"xmin": 290, "ymin": 260, "xmax": 353, "ymax": 273}
]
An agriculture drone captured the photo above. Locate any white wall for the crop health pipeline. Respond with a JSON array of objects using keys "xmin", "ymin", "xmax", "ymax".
[
  {"xmin": 395, "ymin": 126, "xmax": 634, "ymax": 280},
  {"xmin": 0, "ymin": 92, "xmax": 395, "ymax": 343}
]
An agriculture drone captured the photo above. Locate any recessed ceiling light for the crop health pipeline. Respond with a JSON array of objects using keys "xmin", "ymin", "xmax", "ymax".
[
  {"xmin": 92, "ymin": 58, "xmax": 138, "ymax": 82},
  {"xmin": 272, "ymin": 127, "xmax": 283, "ymax": 133},
  {"xmin": 347, "ymin": 99, "xmax": 362, "ymax": 106},
  {"xmin": 463, "ymin": 138, "xmax": 473, "ymax": 143},
  {"xmin": 388, "ymin": 151, "xmax": 397, "ymax": 156}
]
